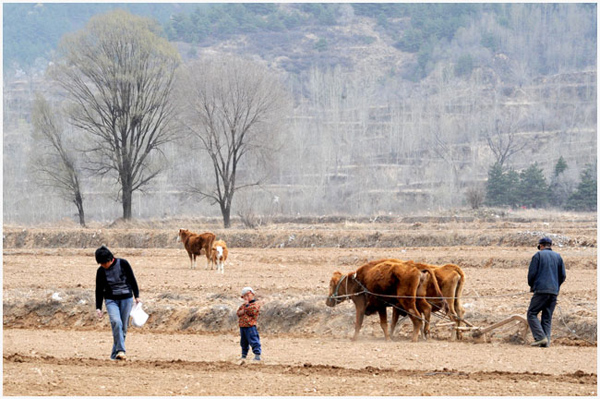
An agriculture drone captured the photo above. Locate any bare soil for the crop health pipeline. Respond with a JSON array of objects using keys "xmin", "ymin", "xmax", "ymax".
[{"xmin": 3, "ymin": 214, "xmax": 597, "ymax": 396}]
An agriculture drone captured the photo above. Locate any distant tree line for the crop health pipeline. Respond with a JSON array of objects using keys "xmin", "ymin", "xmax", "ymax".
[
  {"xmin": 164, "ymin": 3, "xmax": 339, "ymax": 43},
  {"xmin": 484, "ymin": 159, "xmax": 597, "ymax": 211},
  {"xmin": 165, "ymin": 3, "xmax": 480, "ymax": 45},
  {"xmin": 5, "ymin": 3, "xmax": 596, "ymax": 86},
  {"xmin": 164, "ymin": 2, "xmax": 481, "ymax": 76},
  {"xmin": 163, "ymin": 3, "xmax": 596, "ymax": 81}
]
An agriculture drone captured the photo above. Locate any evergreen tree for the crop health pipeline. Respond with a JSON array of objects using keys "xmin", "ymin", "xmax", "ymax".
[
  {"xmin": 485, "ymin": 163, "xmax": 505, "ymax": 206},
  {"xmin": 504, "ymin": 169, "xmax": 520, "ymax": 207},
  {"xmin": 394, "ymin": 28, "xmax": 423, "ymax": 52},
  {"xmin": 517, "ymin": 163, "xmax": 549, "ymax": 208},
  {"xmin": 554, "ymin": 156, "xmax": 568, "ymax": 177},
  {"xmin": 566, "ymin": 163, "xmax": 597, "ymax": 211},
  {"xmin": 550, "ymin": 156, "xmax": 571, "ymax": 208},
  {"xmin": 485, "ymin": 163, "xmax": 519, "ymax": 206},
  {"xmin": 455, "ymin": 54, "xmax": 474, "ymax": 77}
]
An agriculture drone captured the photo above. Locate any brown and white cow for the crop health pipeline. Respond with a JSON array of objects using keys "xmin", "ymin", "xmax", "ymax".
[
  {"xmin": 210, "ymin": 239, "xmax": 228, "ymax": 274},
  {"xmin": 177, "ymin": 228, "xmax": 216, "ymax": 270},
  {"xmin": 390, "ymin": 260, "xmax": 466, "ymax": 340},
  {"xmin": 326, "ymin": 259, "xmax": 444, "ymax": 342}
]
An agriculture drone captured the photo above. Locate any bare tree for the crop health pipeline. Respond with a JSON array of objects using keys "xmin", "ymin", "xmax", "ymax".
[
  {"xmin": 48, "ymin": 9, "xmax": 181, "ymax": 220},
  {"xmin": 178, "ymin": 55, "xmax": 290, "ymax": 228},
  {"xmin": 465, "ymin": 186, "xmax": 485, "ymax": 209},
  {"xmin": 31, "ymin": 93, "xmax": 86, "ymax": 226},
  {"xmin": 484, "ymin": 111, "xmax": 528, "ymax": 168}
]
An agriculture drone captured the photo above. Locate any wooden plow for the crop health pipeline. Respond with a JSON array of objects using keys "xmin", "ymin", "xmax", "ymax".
[
  {"xmin": 435, "ymin": 314, "xmax": 529, "ymax": 343},
  {"xmin": 395, "ymin": 312, "xmax": 529, "ymax": 343}
]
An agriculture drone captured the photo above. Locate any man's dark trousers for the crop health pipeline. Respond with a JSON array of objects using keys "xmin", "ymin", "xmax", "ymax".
[{"xmin": 527, "ymin": 293, "xmax": 557, "ymax": 346}]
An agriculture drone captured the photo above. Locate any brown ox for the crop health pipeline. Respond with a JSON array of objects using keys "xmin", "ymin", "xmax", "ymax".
[
  {"xmin": 390, "ymin": 261, "xmax": 466, "ymax": 340},
  {"xmin": 325, "ymin": 259, "xmax": 444, "ymax": 342},
  {"xmin": 177, "ymin": 228, "xmax": 216, "ymax": 270},
  {"xmin": 210, "ymin": 239, "xmax": 228, "ymax": 274}
]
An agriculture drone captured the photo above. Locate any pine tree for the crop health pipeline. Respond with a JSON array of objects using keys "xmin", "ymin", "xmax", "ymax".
[
  {"xmin": 504, "ymin": 169, "xmax": 520, "ymax": 207},
  {"xmin": 554, "ymin": 156, "xmax": 568, "ymax": 177},
  {"xmin": 517, "ymin": 163, "xmax": 549, "ymax": 208},
  {"xmin": 485, "ymin": 163, "xmax": 505, "ymax": 206},
  {"xmin": 550, "ymin": 156, "xmax": 572, "ymax": 208},
  {"xmin": 566, "ymin": 163, "xmax": 597, "ymax": 211},
  {"xmin": 485, "ymin": 163, "xmax": 519, "ymax": 207}
]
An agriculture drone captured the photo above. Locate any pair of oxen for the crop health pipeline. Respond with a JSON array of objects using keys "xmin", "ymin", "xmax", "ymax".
[{"xmin": 326, "ymin": 259, "xmax": 465, "ymax": 342}]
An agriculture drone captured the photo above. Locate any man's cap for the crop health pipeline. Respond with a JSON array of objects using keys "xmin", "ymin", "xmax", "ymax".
[
  {"xmin": 95, "ymin": 245, "xmax": 114, "ymax": 264},
  {"xmin": 241, "ymin": 287, "xmax": 254, "ymax": 296},
  {"xmin": 538, "ymin": 237, "xmax": 552, "ymax": 246}
]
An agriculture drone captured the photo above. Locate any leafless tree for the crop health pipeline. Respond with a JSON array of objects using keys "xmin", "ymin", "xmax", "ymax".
[
  {"xmin": 178, "ymin": 55, "xmax": 290, "ymax": 228},
  {"xmin": 465, "ymin": 186, "xmax": 485, "ymax": 209},
  {"xmin": 31, "ymin": 93, "xmax": 86, "ymax": 226},
  {"xmin": 484, "ymin": 110, "xmax": 528, "ymax": 168},
  {"xmin": 48, "ymin": 9, "xmax": 181, "ymax": 220}
]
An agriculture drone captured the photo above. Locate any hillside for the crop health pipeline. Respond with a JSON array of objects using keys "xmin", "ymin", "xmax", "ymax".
[
  {"xmin": 174, "ymin": 14, "xmax": 411, "ymax": 77},
  {"xmin": 2, "ymin": 3, "xmax": 597, "ymax": 224},
  {"xmin": 4, "ymin": 4, "xmax": 596, "ymax": 82}
]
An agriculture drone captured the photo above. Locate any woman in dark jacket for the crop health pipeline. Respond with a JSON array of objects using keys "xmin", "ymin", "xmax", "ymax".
[{"xmin": 95, "ymin": 245, "xmax": 140, "ymax": 360}]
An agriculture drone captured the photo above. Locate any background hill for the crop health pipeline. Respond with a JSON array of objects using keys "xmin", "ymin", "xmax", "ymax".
[
  {"xmin": 3, "ymin": 3, "xmax": 597, "ymax": 225},
  {"xmin": 5, "ymin": 4, "xmax": 596, "ymax": 81}
]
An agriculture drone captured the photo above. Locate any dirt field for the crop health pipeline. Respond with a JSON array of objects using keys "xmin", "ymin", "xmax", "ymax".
[{"xmin": 3, "ymin": 213, "xmax": 597, "ymax": 395}]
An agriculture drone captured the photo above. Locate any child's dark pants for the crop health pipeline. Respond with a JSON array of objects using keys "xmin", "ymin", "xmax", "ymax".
[{"xmin": 240, "ymin": 326, "xmax": 261, "ymax": 357}]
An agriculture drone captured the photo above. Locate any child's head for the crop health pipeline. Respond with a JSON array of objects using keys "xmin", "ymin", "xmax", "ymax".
[{"xmin": 241, "ymin": 286, "xmax": 255, "ymax": 300}]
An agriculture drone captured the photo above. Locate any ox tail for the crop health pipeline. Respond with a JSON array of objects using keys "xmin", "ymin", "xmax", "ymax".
[
  {"xmin": 453, "ymin": 266, "xmax": 466, "ymax": 319},
  {"xmin": 423, "ymin": 268, "xmax": 449, "ymax": 315}
]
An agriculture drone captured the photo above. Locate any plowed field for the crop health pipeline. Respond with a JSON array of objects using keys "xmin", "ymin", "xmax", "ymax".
[{"xmin": 3, "ymin": 213, "xmax": 597, "ymax": 395}]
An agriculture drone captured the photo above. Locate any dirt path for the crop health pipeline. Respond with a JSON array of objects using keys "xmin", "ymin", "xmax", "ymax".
[{"xmin": 3, "ymin": 329, "xmax": 596, "ymax": 396}]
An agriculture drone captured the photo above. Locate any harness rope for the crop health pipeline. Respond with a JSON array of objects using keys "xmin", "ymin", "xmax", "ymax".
[
  {"xmin": 330, "ymin": 274, "xmax": 431, "ymax": 324},
  {"xmin": 555, "ymin": 305, "xmax": 596, "ymax": 346},
  {"xmin": 326, "ymin": 277, "xmax": 593, "ymax": 343},
  {"xmin": 328, "ymin": 290, "xmax": 531, "ymax": 301},
  {"xmin": 328, "ymin": 274, "xmax": 532, "ymax": 326},
  {"xmin": 330, "ymin": 274, "xmax": 368, "ymax": 304}
]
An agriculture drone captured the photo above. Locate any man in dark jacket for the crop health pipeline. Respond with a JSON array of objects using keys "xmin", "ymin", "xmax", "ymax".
[
  {"xmin": 527, "ymin": 237, "xmax": 566, "ymax": 347},
  {"xmin": 95, "ymin": 245, "xmax": 140, "ymax": 360}
]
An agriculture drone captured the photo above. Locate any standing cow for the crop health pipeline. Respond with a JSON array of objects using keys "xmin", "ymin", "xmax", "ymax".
[
  {"xmin": 403, "ymin": 261, "xmax": 466, "ymax": 340},
  {"xmin": 389, "ymin": 260, "xmax": 466, "ymax": 340},
  {"xmin": 210, "ymin": 239, "xmax": 228, "ymax": 274},
  {"xmin": 326, "ymin": 259, "xmax": 444, "ymax": 342},
  {"xmin": 177, "ymin": 228, "xmax": 216, "ymax": 270}
]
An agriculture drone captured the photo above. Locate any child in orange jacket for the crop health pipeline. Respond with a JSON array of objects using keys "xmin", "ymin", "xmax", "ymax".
[{"xmin": 237, "ymin": 287, "xmax": 262, "ymax": 361}]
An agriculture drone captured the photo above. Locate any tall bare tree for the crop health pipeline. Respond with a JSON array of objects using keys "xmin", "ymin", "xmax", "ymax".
[
  {"xmin": 48, "ymin": 9, "xmax": 181, "ymax": 220},
  {"xmin": 31, "ymin": 93, "xmax": 86, "ymax": 226},
  {"xmin": 484, "ymin": 109, "xmax": 528, "ymax": 168},
  {"xmin": 178, "ymin": 55, "xmax": 290, "ymax": 228}
]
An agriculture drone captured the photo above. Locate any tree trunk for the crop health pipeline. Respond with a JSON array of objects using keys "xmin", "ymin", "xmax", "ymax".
[
  {"xmin": 75, "ymin": 192, "xmax": 86, "ymax": 227},
  {"xmin": 122, "ymin": 186, "xmax": 133, "ymax": 220},
  {"xmin": 222, "ymin": 204, "xmax": 231, "ymax": 228}
]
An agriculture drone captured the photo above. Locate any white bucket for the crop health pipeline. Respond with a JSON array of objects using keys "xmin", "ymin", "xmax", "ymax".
[{"xmin": 130, "ymin": 302, "xmax": 149, "ymax": 327}]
